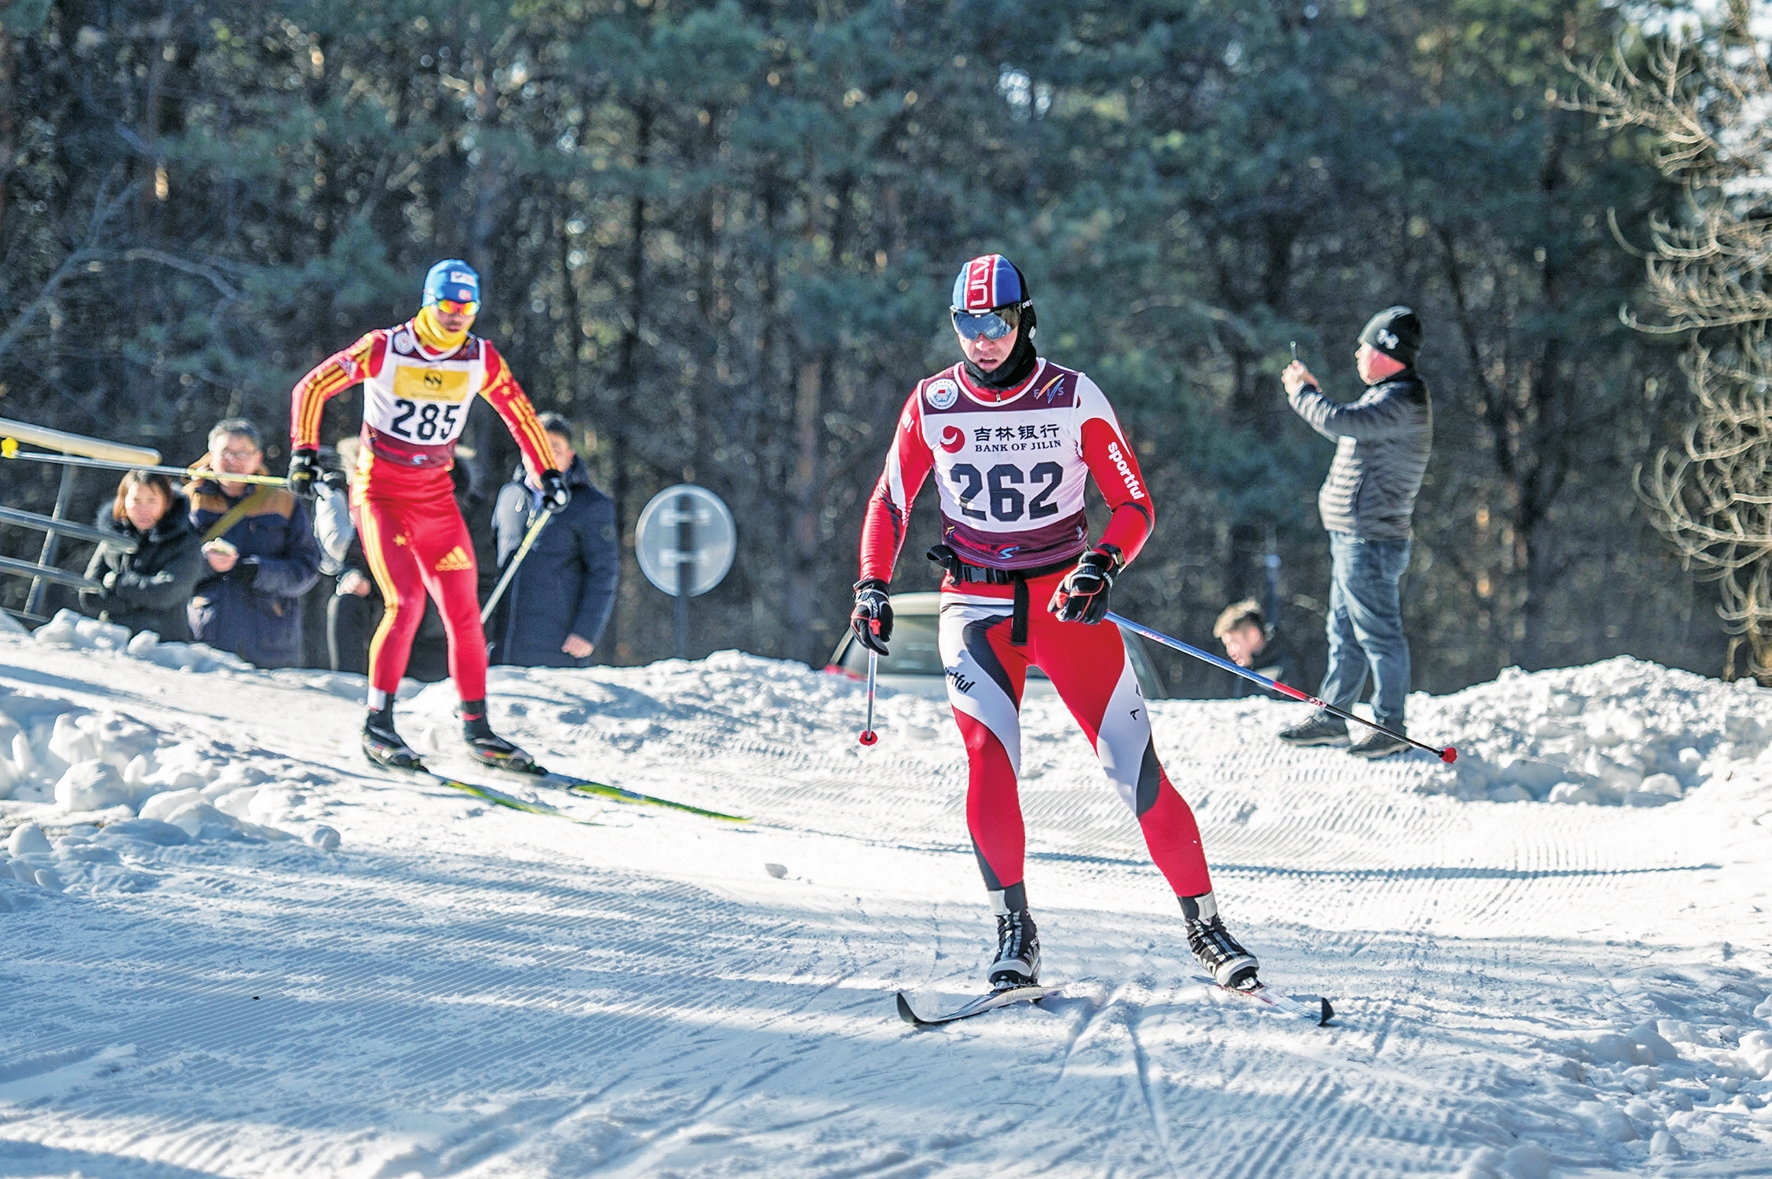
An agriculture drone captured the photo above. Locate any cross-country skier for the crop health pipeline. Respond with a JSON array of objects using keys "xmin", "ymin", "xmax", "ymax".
[
  {"xmin": 287, "ymin": 259, "xmax": 567, "ymax": 772},
  {"xmin": 853, "ymin": 254, "xmax": 1261, "ymax": 991}
]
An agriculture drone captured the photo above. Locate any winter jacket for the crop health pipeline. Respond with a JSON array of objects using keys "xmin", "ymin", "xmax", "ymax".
[
  {"xmin": 1230, "ymin": 628, "xmax": 1303, "ymax": 701},
  {"xmin": 186, "ymin": 476, "xmax": 323, "ymax": 669},
  {"xmin": 489, "ymin": 458, "xmax": 619, "ymax": 668},
  {"xmin": 79, "ymin": 493, "xmax": 204, "ymax": 642},
  {"xmin": 1287, "ymin": 371, "xmax": 1432, "ymax": 540}
]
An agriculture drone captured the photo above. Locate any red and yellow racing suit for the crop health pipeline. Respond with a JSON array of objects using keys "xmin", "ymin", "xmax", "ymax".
[{"xmin": 291, "ymin": 316, "xmax": 554, "ymax": 710}]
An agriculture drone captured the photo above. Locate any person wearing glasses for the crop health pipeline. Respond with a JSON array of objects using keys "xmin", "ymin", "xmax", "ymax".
[
  {"xmin": 286, "ymin": 259, "xmax": 567, "ymax": 773},
  {"xmin": 186, "ymin": 419, "xmax": 322, "ymax": 669},
  {"xmin": 850, "ymin": 254, "xmax": 1262, "ymax": 995}
]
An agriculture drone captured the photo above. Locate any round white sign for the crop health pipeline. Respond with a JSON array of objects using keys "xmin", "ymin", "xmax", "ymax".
[{"xmin": 634, "ymin": 484, "xmax": 736, "ymax": 597}]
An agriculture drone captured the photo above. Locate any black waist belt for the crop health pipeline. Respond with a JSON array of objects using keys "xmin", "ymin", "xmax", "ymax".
[{"xmin": 927, "ymin": 545, "xmax": 1075, "ymax": 646}]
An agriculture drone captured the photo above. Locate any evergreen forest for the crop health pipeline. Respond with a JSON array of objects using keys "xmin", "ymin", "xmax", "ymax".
[{"xmin": 2, "ymin": 0, "xmax": 1752, "ymax": 695}]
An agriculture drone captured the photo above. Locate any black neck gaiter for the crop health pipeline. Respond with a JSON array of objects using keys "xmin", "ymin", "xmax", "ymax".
[{"xmin": 963, "ymin": 333, "xmax": 1039, "ymax": 391}]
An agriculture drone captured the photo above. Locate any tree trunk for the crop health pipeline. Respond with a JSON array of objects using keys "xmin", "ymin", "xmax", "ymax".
[{"xmin": 609, "ymin": 103, "xmax": 652, "ymax": 662}]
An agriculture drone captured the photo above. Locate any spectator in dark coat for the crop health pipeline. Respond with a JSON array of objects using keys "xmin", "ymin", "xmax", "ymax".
[
  {"xmin": 186, "ymin": 418, "xmax": 322, "ymax": 669},
  {"xmin": 79, "ymin": 470, "xmax": 203, "ymax": 641},
  {"xmin": 489, "ymin": 414, "xmax": 618, "ymax": 668},
  {"xmin": 1212, "ymin": 598, "xmax": 1301, "ymax": 701}
]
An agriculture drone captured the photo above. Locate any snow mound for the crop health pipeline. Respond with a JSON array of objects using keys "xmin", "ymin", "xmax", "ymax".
[
  {"xmin": 0, "ymin": 677, "xmax": 339, "ymax": 901},
  {"xmin": 32, "ymin": 607, "xmax": 250, "ymax": 672},
  {"xmin": 1414, "ymin": 657, "xmax": 1770, "ymax": 806}
]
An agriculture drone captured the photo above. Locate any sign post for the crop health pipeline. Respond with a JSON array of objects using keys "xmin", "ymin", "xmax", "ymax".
[{"xmin": 635, "ymin": 485, "xmax": 736, "ymax": 660}]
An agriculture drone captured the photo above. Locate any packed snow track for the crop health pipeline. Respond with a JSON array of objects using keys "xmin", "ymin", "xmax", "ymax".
[{"xmin": 2, "ymin": 615, "xmax": 1770, "ymax": 1177}]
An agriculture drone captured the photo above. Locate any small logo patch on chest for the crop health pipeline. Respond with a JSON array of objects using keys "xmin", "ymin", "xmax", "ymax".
[{"xmin": 926, "ymin": 378, "xmax": 960, "ymax": 410}]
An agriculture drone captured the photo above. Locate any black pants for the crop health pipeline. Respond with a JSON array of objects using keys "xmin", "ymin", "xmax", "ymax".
[{"xmin": 329, "ymin": 591, "xmax": 449, "ymax": 682}]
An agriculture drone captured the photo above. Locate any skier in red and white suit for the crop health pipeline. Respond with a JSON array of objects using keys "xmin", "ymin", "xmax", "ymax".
[
  {"xmin": 854, "ymin": 255, "xmax": 1260, "ymax": 990},
  {"xmin": 287, "ymin": 259, "xmax": 567, "ymax": 773}
]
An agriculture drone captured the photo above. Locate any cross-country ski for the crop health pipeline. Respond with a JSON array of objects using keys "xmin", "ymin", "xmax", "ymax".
[{"xmin": 895, "ymin": 984, "xmax": 1062, "ymax": 1027}]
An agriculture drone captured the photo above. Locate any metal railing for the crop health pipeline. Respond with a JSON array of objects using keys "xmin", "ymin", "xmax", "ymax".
[{"xmin": 0, "ymin": 417, "xmax": 163, "ymax": 623}]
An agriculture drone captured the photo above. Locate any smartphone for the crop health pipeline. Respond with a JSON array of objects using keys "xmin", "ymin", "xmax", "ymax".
[{"xmin": 1290, "ymin": 340, "xmax": 1298, "ymax": 362}]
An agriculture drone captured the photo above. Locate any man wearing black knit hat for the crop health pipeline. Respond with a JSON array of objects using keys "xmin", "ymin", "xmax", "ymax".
[{"xmin": 1277, "ymin": 306, "xmax": 1432, "ymax": 758}]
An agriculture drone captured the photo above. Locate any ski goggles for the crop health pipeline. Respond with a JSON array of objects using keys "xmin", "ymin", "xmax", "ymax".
[
  {"xmin": 950, "ymin": 302, "xmax": 1023, "ymax": 341},
  {"xmin": 433, "ymin": 298, "xmax": 479, "ymax": 316}
]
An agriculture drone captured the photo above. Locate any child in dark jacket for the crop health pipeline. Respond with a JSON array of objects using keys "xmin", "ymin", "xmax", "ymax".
[{"xmin": 81, "ymin": 470, "xmax": 204, "ymax": 642}]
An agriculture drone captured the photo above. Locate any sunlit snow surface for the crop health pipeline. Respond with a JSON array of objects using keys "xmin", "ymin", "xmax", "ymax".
[{"xmin": 3, "ymin": 609, "xmax": 1770, "ymax": 1178}]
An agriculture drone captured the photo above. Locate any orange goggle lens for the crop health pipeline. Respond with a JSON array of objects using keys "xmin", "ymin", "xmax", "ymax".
[{"xmin": 434, "ymin": 299, "xmax": 479, "ymax": 316}]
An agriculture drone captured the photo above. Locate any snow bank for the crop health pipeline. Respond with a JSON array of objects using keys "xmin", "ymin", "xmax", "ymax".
[
  {"xmin": 32, "ymin": 608, "xmax": 250, "ymax": 673},
  {"xmin": 0, "ymin": 614, "xmax": 346, "ymax": 905},
  {"xmin": 1416, "ymin": 657, "xmax": 1770, "ymax": 806}
]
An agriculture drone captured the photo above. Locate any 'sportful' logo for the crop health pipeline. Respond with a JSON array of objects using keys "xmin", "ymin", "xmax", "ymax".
[
  {"xmin": 939, "ymin": 425, "xmax": 965, "ymax": 453},
  {"xmin": 1377, "ymin": 328, "xmax": 1399, "ymax": 350},
  {"xmin": 926, "ymin": 378, "xmax": 960, "ymax": 410},
  {"xmin": 1106, "ymin": 440, "xmax": 1146, "ymax": 501}
]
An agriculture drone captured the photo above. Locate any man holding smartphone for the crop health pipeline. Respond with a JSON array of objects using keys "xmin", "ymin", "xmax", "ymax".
[
  {"xmin": 286, "ymin": 260, "xmax": 565, "ymax": 772},
  {"xmin": 1279, "ymin": 307, "xmax": 1432, "ymax": 758}
]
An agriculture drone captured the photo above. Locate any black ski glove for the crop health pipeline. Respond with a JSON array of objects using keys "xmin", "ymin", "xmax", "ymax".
[
  {"xmin": 287, "ymin": 448, "xmax": 321, "ymax": 500},
  {"xmin": 1050, "ymin": 547, "xmax": 1121, "ymax": 625},
  {"xmin": 538, "ymin": 468, "xmax": 571, "ymax": 513},
  {"xmin": 850, "ymin": 578, "xmax": 893, "ymax": 655}
]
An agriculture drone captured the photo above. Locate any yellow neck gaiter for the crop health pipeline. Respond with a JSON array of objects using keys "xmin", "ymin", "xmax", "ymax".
[{"xmin": 414, "ymin": 305, "xmax": 470, "ymax": 354}]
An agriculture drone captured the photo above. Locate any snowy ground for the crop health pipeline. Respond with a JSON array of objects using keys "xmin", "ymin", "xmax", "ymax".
[{"xmin": 2, "ymin": 611, "xmax": 1771, "ymax": 1179}]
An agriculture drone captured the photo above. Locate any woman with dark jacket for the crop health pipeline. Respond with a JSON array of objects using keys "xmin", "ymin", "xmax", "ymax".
[
  {"xmin": 81, "ymin": 470, "xmax": 204, "ymax": 641},
  {"xmin": 488, "ymin": 415, "xmax": 618, "ymax": 668}
]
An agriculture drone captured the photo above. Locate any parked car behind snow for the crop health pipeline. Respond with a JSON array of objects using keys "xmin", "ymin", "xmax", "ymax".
[{"xmin": 824, "ymin": 591, "xmax": 1168, "ymax": 700}]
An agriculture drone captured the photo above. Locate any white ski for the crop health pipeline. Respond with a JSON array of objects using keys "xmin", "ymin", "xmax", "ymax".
[
  {"xmin": 895, "ymin": 984, "xmax": 1061, "ymax": 1027},
  {"xmin": 1218, "ymin": 981, "xmax": 1334, "ymax": 1026}
]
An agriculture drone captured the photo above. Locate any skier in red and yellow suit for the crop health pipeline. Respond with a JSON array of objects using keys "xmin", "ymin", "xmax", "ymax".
[
  {"xmin": 287, "ymin": 260, "xmax": 568, "ymax": 772},
  {"xmin": 853, "ymin": 255, "xmax": 1262, "ymax": 992}
]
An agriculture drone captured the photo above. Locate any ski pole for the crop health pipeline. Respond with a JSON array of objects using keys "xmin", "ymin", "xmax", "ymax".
[
  {"xmin": 480, "ymin": 506, "xmax": 555, "ymax": 624},
  {"xmin": 858, "ymin": 648, "xmax": 879, "ymax": 746},
  {"xmin": 1104, "ymin": 611, "xmax": 1457, "ymax": 763},
  {"xmin": 0, "ymin": 444, "xmax": 291, "ymax": 487}
]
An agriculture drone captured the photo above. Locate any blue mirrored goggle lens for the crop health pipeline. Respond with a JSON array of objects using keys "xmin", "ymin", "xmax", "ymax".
[{"xmin": 951, "ymin": 307, "xmax": 1021, "ymax": 340}]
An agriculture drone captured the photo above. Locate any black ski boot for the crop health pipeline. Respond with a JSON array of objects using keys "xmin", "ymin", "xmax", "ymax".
[
  {"xmin": 988, "ymin": 906, "xmax": 1041, "ymax": 989},
  {"xmin": 1182, "ymin": 892, "xmax": 1259, "ymax": 989},
  {"xmin": 460, "ymin": 701, "xmax": 542, "ymax": 774},
  {"xmin": 363, "ymin": 706, "xmax": 424, "ymax": 771}
]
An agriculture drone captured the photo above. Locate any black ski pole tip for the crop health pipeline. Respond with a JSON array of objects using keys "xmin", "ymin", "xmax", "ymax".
[
  {"xmin": 1318, "ymin": 997, "xmax": 1333, "ymax": 1026},
  {"xmin": 1440, "ymin": 746, "xmax": 1458, "ymax": 764}
]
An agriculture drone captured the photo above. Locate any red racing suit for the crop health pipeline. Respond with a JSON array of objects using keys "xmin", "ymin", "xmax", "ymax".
[
  {"xmin": 859, "ymin": 358, "xmax": 1213, "ymax": 906},
  {"xmin": 291, "ymin": 322, "xmax": 554, "ymax": 710}
]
